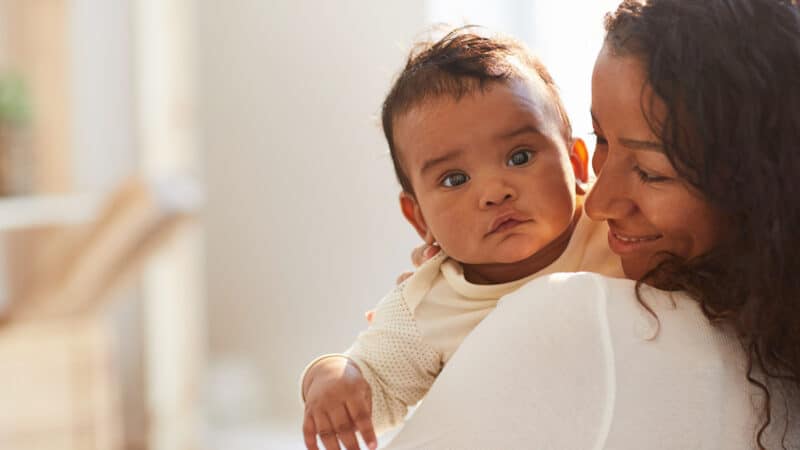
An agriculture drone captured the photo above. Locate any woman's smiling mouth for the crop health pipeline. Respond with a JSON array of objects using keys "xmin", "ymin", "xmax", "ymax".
[{"xmin": 607, "ymin": 229, "xmax": 663, "ymax": 254}]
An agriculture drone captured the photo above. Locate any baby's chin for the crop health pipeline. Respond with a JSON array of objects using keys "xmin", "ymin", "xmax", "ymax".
[{"xmin": 451, "ymin": 243, "xmax": 546, "ymax": 266}]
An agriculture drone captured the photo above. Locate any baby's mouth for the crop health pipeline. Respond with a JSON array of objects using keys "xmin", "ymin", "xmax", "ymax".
[
  {"xmin": 487, "ymin": 213, "xmax": 531, "ymax": 235},
  {"xmin": 491, "ymin": 218, "xmax": 524, "ymax": 234}
]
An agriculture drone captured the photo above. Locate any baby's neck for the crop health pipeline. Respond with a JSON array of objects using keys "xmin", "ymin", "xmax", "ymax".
[{"xmin": 461, "ymin": 207, "xmax": 580, "ymax": 285}]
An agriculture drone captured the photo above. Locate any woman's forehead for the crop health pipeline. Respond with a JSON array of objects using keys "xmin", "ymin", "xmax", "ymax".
[
  {"xmin": 591, "ymin": 47, "xmax": 665, "ymax": 137},
  {"xmin": 592, "ymin": 47, "xmax": 647, "ymax": 111}
]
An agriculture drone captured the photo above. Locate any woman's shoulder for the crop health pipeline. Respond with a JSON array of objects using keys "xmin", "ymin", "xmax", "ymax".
[
  {"xmin": 494, "ymin": 271, "xmax": 632, "ymax": 324},
  {"xmin": 500, "ymin": 270, "xmax": 633, "ymax": 300},
  {"xmin": 502, "ymin": 271, "xmax": 745, "ymax": 368},
  {"xmin": 501, "ymin": 272, "xmax": 731, "ymax": 344},
  {"xmin": 496, "ymin": 272, "xmax": 755, "ymax": 448}
]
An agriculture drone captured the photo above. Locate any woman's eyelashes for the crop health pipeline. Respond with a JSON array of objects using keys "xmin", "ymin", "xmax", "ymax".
[
  {"xmin": 591, "ymin": 131, "xmax": 608, "ymax": 147},
  {"xmin": 440, "ymin": 171, "xmax": 470, "ymax": 187},
  {"xmin": 589, "ymin": 131, "xmax": 668, "ymax": 184},
  {"xmin": 633, "ymin": 165, "xmax": 669, "ymax": 183}
]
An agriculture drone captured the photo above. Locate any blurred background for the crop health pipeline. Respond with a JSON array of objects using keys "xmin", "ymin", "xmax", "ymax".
[{"xmin": 0, "ymin": 0, "xmax": 618, "ymax": 449}]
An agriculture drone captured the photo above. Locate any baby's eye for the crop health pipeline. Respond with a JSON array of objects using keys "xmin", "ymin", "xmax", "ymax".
[
  {"xmin": 507, "ymin": 149, "xmax": 534, "ymax": 167},
  {"xmin": 441, "ymin": 172, "xmax": 470, "ymax": 187}
]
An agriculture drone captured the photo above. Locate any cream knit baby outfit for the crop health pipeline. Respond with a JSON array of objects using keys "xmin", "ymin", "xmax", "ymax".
[{"xmin": 303, "ymin": 211, "xmax": 622, "ymax": 433}]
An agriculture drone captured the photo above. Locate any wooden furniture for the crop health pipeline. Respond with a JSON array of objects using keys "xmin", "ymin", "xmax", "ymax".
[
  {"xmin": 0, "ymin": 1, "xmax": 204, "ymax": 449},
  {"xmin": 0, "ymin": 178, "xmax": 199, "ymax": 450},
  {"xmin": 0, "ymin": 316, "xmax": 120, "ymax": 450}
]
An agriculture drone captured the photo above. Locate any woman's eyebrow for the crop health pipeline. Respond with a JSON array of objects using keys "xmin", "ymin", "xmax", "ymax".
[
  {"xmin": 590, "ymin": 110, "xmax": 662, "ymax": 151},
  {"xmin": 619, "ymin": 137, "xmax": 663, "ymax": 152}
]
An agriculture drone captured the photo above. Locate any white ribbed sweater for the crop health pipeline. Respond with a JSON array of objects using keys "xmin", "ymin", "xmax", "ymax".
[{"xmin": 384, "ymin": 273, "xmax": 776, "ymax": 449}]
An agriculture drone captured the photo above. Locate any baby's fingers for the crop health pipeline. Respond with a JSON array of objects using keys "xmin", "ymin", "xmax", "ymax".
[
  {"xmin": 411, "ymin": 243, "xmax": 440, "ymax": 267},
  {"xmin": 347, "ymin": 398, "xmax": 377, "ymax": 450},
  {"xmin": 303, "ymin": 413, "xmax": 320, "ymax": 450},
  {"xmin": 314, "ymin": 412, "xmax": 342, "ymax": 450},
  {"xmin": 329, "ymin": 406, "xmax": 360, "ymax": 450}
]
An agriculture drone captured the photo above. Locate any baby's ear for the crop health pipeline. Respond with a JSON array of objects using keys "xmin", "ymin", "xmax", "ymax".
[
  {"xmin": 399, "ymin": 192, "xmax": 435, "ymax": 244},
  {"xmin": 569, "ymin": 138, "xmax": 590, "ymax": 194}
]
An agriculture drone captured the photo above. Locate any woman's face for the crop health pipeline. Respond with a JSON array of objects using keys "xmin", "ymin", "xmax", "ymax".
[{"xmin": 585, "ymin": 45, "xmax": 725, "ymax": 281}]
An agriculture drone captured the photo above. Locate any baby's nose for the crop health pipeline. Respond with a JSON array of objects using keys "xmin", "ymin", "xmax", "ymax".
[{"xmin": 480, "ymin": 183, "xmax": 516, "ymax": 208}]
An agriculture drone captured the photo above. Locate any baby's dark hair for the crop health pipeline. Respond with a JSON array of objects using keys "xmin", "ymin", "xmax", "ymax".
[
  {"xmin": 605, "ymin": 1, "xmax": 800, "ymax": 447},
  {"xmin": 381, "ymin": 26, "xmax": 572, "ymax": 195}
]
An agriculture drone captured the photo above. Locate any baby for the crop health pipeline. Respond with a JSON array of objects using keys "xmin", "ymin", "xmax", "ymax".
[{"xmin": 301, "ymin": 27, "xmax": 622, "ymax": 450}]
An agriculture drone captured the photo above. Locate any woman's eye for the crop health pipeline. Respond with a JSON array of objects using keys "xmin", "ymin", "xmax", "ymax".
[
  {"xmin": 507, "ymin": 149, "xmax": 534, "ymax": 167},
  {"xmin": 441, "ymin": 172, "xmax": 470, "ymax": 187},
  {"xmin": 634, "ymin": 165, "xmax": 669, "ymax": 183},
  {"xmin": 591, "ymin": 131, "xmax": 608, "ymax": 146}
]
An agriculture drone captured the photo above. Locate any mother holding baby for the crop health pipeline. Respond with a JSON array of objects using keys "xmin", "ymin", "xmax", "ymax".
[{"xmin": 385, "ymin": 0, "xmax": 799, "ymax": 448}]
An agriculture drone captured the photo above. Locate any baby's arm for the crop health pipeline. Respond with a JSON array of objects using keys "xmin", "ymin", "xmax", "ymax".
[
  {"xmin": 302, "ymin": 355, "xmax": 376, "ymax": 450},
  {"xmin": 346, "ymin": 286, "xmax": 443, "ymax": 431},
  {"xmin": 302, "ymin": 285, "xmax": 443, "ymax": 447}
]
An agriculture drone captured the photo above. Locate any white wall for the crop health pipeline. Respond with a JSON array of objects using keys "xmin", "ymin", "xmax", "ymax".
[
  {"xmin": 70, "ymin": 0, "xmax": 136, "ymax": 191},
  {"xmin": 198, "ymin": 1, "xmax": 426, "ymax": 425}
]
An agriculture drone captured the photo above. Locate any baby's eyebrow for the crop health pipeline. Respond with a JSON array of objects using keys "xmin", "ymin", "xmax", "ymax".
[
  {"xmin": 420, "ymin": 149, "xmax": 462, "ymax": 176},
  {"xmin": 495, "ymin": 125, "xmax": 544, "ymax": 141}
]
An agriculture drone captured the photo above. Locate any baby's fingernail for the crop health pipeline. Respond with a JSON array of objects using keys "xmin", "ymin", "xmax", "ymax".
[{"xmin": 368, "ymin": 442, "xmax": 377, "ymax": 450}]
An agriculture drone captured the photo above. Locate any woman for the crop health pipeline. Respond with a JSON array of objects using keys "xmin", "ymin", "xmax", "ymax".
[{"xmin": 385, "ymin": 0, "xmax": 800, "ymax": 448}]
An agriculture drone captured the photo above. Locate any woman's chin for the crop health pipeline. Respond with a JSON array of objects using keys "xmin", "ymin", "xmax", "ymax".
[{"xmin": 621, "ymin": 257, "xmax": 652, "ymax": 282}]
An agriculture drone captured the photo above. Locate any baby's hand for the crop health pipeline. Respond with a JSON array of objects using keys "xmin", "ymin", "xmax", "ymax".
[
  {"xmin": 391, "ymin": 244, "xmax": 441, "ymax": 288},
  {"xmin": 302, "ymin": 357, "xmax": 377, "ymax": 450},
  {"xmin": 411, "ymin": 243, "xmax": 441, "ymax": 268}
]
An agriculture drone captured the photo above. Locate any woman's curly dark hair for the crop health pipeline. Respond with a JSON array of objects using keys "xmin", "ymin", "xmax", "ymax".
[{"xmin": 604, "ymin": 0, "xmax": 800, "ymax": 448}]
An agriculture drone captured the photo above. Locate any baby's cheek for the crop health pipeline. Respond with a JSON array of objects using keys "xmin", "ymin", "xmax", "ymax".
[
  {"xmin": 429, "ymin": 212, "xmax": 477, "ymax": 260},
  {"xmin": 539, "ymin": 188, "xmax": 576, "ymax": 234}
]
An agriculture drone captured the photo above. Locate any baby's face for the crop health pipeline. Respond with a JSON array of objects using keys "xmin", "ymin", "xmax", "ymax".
[{"xmin": 395, "ymin": 78, "xmax": 578, "ymax": 265}]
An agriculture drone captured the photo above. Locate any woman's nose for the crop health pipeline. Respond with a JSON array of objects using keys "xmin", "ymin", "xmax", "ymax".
[
  {"xmin": 584, "ymin": 161, "xmax": 635, "ymax": 221},
  {"xmin": 479, "ymin": 180, "xmax": 517, "ymax": 208}
]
